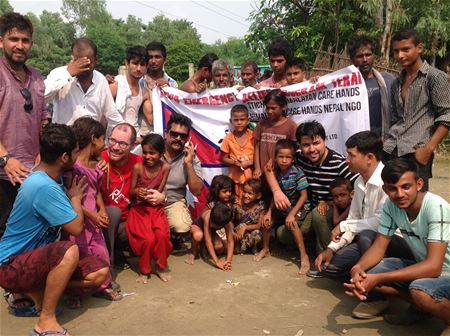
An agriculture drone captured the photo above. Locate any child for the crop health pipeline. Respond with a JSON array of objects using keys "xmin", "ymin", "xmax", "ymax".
[
  {"xmin": 220, "ymin": 104, "xmax": 254, "ymax": 202},
  {"xmin": 329, "ymin": 177, "xmax": 354, "ymax": 228},
  {"xmin": 185, "ymin": 175, "xmax": 235, "ymax": 267},
  {"xmin": 64, "ymin": 117, "xmax": 118, "ymax": 306},
  {"xmin": 286, "ymin": 57, "xmax": 308, "ymax": 85},
  {"xmin": 253, "ymin": 89, "xmax": 297, "ymax": 179},
  {"xmin": 254, "ymin": 139, "xmax": 310, "ymax": 275},
  {"xmin": 126, "ymin": 134, "xmax": 171, "ymax": 283},
  {"xmin": 233, "ymin": 178, "xmax": 264, "ymax": 254}
]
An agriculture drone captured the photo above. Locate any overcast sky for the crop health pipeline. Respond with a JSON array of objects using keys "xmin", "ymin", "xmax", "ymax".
[{"xmin": 10, "ymin": 0, "xmax": 256, "ymax": 44}]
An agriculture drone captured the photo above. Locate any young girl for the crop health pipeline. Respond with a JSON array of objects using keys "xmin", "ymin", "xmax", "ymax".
[
  {"xmin": 185, "ymin": 175, "xmax": 235, "ymax": 269},
  {"xmin": 233, "ymin": 178, "xmax": 264, "ymax": 254},
  {"xmin": 64, "ymin": 117, "xmax": 118, "ymax": 307},
  {"xmin": 126, "ymin": 134, "xmax": 171, "ymax": 283},
  {"xmin": 253, "ymin": 89, "xmax": 297, "ymax": 179}
]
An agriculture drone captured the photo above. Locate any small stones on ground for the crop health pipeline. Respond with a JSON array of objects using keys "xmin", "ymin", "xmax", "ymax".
[
  {"xmin": 294, "ymin": 329, "xmax": 304, "ymax": 336},
  {"xmin": 263, "ymin": 329, "xmax": 271, "ymax": 334}
]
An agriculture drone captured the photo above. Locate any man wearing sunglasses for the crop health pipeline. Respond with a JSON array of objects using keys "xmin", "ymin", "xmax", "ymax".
[{"xmin": 0, "ymin": 12, "xmax": 49, "ymax": 238}]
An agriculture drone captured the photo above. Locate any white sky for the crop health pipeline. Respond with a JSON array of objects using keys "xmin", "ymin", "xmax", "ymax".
[{"xmin": 9, "ymin": 0, "xmax": 256, "ymax": 44}]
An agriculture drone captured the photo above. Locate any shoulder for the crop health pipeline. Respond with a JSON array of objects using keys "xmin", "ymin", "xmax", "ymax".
[
  {"xmin": 162, "ymin": 161, "xmax": 170, "ymax": 171},
  {"xmin": 129, "ymin": 153, "xmax": 143, "ymax": 164}
]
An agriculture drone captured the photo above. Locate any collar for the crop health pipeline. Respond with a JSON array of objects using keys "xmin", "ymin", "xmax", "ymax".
[
  {"xmin": 399, "ymin": 60, "xmax": 429, "ymax": 80},
  {"xmin": 365, "ymin": 161, "xmax": 385, "ymax": 187},
  {"xmin": 0, "ymin": 56, "xmax": 31, "ymax": 85}
]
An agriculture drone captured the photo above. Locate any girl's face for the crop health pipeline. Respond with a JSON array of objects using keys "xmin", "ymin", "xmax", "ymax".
[
  {"xmin": 142, "ymin": 144, "xmax": 162, "ymax": 167},
  {"xmin": 218, "ymin": 187, "xmax": 233, "ymax": 203},
  {"xmin": 242, "ymin": 184, "xmax": 260, "ymax": 206},
  {"xmin": 265, "ymin": 99, "xmax": 285, "ymax": 122},
  {"xmin": 92, "ymin": 135, "xmax": 105, "ymax": 157}
]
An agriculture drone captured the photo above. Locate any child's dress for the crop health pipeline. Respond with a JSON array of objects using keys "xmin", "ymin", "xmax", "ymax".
[
  {"xmin": 233, "ymin": 201, "xmax": 264, "ymax": 254},
  {"xmin": 125, "ymin": 163, "xmax": 172, "ymax": 275}
]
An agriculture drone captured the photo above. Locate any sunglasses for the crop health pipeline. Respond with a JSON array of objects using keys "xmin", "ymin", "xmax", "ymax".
[
  {"xmin": 168, "ymin": 130, "xmax": 189, "ymax": 141},
  {"xmin": 20, "ymin": 88, "xmax": 33, "ymax": 112}
]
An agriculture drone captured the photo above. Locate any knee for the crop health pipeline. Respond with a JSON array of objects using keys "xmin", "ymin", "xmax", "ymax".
[
  {"xmin": 92, "ymin": 267, "xmax": 110, "ymax": 287},
  {"xmin": 63, "ymin": 244, "xmax": 80, "ymax": 266},
  {"xmin": 410, "ymin": 288, "xmax": 434, "ymax": 311},
  {"xmin": 192, "ymin": 231, "xmax": 203, "ymax": 242}
]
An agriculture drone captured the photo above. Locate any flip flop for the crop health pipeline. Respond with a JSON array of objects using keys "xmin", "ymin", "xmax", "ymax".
[
  {"xmin": 12, "ymin": 305, "xmax": 63, "ymax": 317},
  {"xmin": 30, "ymin": 327, "xmax": 68, "ymax": 336}
]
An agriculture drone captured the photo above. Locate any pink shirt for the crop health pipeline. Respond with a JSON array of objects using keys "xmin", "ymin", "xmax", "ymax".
[{"xmin": 0, "ymin": 56, "xmax": 48, "ymax": 181}]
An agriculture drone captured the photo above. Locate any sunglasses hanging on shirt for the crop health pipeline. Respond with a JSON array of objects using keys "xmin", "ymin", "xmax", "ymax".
[{"xmin": 20, "ymin": 88, "xmax": 33, "ymax": 113}]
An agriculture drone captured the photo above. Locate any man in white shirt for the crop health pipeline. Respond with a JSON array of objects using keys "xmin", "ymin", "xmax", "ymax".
[
  {"xmin": 44, "ymin": 37, "xmax": 123, "ymax": 127},
  {"xmin": 314, "ymin": 131, "xmax": 413, "ymax": 278}
]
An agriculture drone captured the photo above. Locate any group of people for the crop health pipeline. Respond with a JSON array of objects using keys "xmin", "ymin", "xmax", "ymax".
[{"xmin": 0, "ymin": 11, "xmax": 449, "ymax": 336}]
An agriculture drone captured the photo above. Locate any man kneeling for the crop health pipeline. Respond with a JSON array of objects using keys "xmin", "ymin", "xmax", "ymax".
[{"xmin": 0, "ymin": 124, "xmax": 109, "ymax": 336}]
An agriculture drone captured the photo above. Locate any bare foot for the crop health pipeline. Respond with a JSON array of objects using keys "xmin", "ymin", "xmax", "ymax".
[
  {"xmin": 136, "ymin": 274, "xmax": 149, "ymax": 284},
  {"xmin": 184, "ymin": 253, "xmax": 196, "ymax": 265},
  {"xmin": 156, "ymin": 268, "xmax": 171, "ymax": 282},
  {"xmin": 299, "ymin": 260, "xmax": 310, "ymax": 275},
  {"xmin": 253, "ymin": 249, "xmax": 270, "ymax": 262}
]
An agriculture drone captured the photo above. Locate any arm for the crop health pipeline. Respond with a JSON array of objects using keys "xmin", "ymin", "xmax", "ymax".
[
  {"xmin": 103, "ymin": 85, "xmax": 124, "ymax": 127},
  {"xmin": 285, "ymin": 189, "xmax": 307, "ymax": 230},
  {"xmin": 252, "ymin": 141, "xmax": 261, "ymax": 179},
  {"xmin": 0, "ymin": 141, "xmax": 31, "ymax": 185},
  {"xmin": 220, "ymin": 151, "xmax": 238, "ymax": 167},
  {"xmin": 141, "ymin": 90, "xmax": 153, "ymax": 128},
  {"xmin": 202, "ymin": 210, "xmax": 224, "ymax": 269},
  {"xmin": 95, "ymin": 191, "xmax": 109, "ymax": 228},
  {"xmin": 225, "ymin": 222, "xmax": 234, "ymax": 267},
  {"xmin": 61, "ymin": 176, "xmax": 88, "ymax": 236},
  {"xmin": 109, "ymin": 81, "xmax": 118, "ymax": 100},
  {"xmin": 129, "ymin": 164, "xmax": 143, "ymax": 199},
  {"xmin": 263, "ymin": 160, "xmax": 291, "ymax": 209},
  {"xmin": 416, "ymin": 124, "xmax": 449, "ymax": 165},
  {"xmin": 157, "ymin": 162, "xmax": 171, "ymax": 193},
  {"xmin": 332, "ymin": 204, "xmax": 350, "ymax": 227},
  {"xmin": 180, "ymin": 80, "xmax": 198, "ymax": 93},
  {"xmin": 184, "ymin": 142, "xmax": 203, "ymax": 196}
]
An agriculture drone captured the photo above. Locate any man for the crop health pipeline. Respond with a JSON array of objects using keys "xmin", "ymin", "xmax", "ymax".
[
  {"xmin": 0, "ymin": 124, "xmax": 109, "ymax": 336},
  {"xmin": 44, "ymin": 37, "xmax": 123, "ymax": 127},
  {"xmin": 212, "ymin": 59, "xmax": 233, "ymax": 88},
  {"xmin": 260, "ymin": 38, "xmax": 292, "ymax": 88},
  {"xmin": 110, "ymin": 45, "xmax": 152, "ymax": 137},
  {"xmin": 163, "ymin": 113, "xmax": 203, "ymax": 245},
  {"xmin": 0, "ymin": 12, "xmax": 49, "ymax": 238},
  {"xmin": 180, "ymin": 52, "xmax": 218, "ymax": 93},
  {"xmin": 383, "ymin": 29, "xmax": 450, "ymax": 191},
  {"xmin": 348, "ymin": 36, "xmax": 395, "ymax": 138},
  {"xmin": 345, "ymin": 158, "xmax": 450, "ymax": 336},
  {"xmin": 240, "ymin": 60, "xmax": 259, "ymax": 87}
]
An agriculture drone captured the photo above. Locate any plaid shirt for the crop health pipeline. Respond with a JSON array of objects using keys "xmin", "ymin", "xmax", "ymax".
[{"xmin": 384, "ymin": 61, "xmax": 450, "ymax": 156}]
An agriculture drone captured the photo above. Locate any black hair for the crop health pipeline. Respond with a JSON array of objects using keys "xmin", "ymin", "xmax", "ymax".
[
  {"xmin": 267, "ymin": 38, "xmax": 293, "ymax": 60},
  {"xmin": 348, "ymin": 36, "xmax": 376, "ymax": 59},
  {"xmin": 126, "ymin": 45, "xmax": 149, "ymax": 64},
  {"xmin": 392, "ymin": 28, "xmax": 422, "ymax": 45},
  {"xmin": 111, "ymin": 123, "xmax": 137, "ymax": 144},
  {"xmin": 72, "ymin": 37, "xmax": 98, "ymax": 57},
  {"xmin": 263, "ymin": 89, "xmax": 288, "ymax": 108},
  {"xmin": 381, "ymin": 158, "xmax": 419, "ymax": 185},
  {"xmin": 286, "ymin": 57, "xmax": 306, "ymax": 72},
  {"xmin": 0, "ymin": 12, "xmax": 33, "ymax": 36},
  {"xmin": 230, "ymin": 104, "xmax": 248, "ymax": 117},
  {"xmin": 166, "ymin": 113, "xmax": 193, "ymax": 132},
  {"xmin": 40, "ymin": 124, "xmax": 77, "ymax": 164},
  {"xmin": 210, "ymin": 202, "xmax": 233, "ymax": 227},
  {"xmin": 345, "ymin": 131, "xmax": 383, "ymax": 161},
  {"xmin": 330, "ymin": 176, "xmax": 353, "ymax": 192},
  {"xmin": 71, "ymin": 117, "xmax": 105, "ymax": 150},
  {"xmin": 145, "ymin": 41, "xmax": 167, "ymax": 58},
  {"xmin": 208, "ymin": 175, "xmax": 235, "ymax": 203},
  {"xmin": 141, "ymin": 133, "xmax": 165, "ymax": 154},
  {"xmin": 198, "ymin": 53, "xmax": 219, "ymax": 72},
  {"xmin": 296, "ymin": 121, "xmax": 326, "ymax": 142},
  {"xmin": 243, "ymin": 178, "xmax": 262, "ymax": 196},
  {"xmin": 241, "ymin": 60, "xmax": 258, "ymax": 74},
  {"xmin": 274, "ymin": 139, "xmax": 297, "ymax": 157}
]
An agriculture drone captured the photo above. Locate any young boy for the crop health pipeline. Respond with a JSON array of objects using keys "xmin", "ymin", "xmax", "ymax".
[
  {"xmin": 259, "ymin": 38, "xmax": 293, "ymax": 88},
  {"xmin": 286, "ymin": 57, "xmax": 308, "ymax": 85},
  {"xmin": 329, "ymin": 177, "xmax": 353, "ymax": 227},
  {"xmin": 220, "ymin": 105, "xmax": 254, "ymax": 201},
  {"xmin": 254, "ymin": 139, "xmax": 310, "ymax": 275}
]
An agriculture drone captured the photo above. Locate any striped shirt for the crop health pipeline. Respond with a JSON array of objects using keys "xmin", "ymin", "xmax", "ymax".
[
  {"xmin": 276, "ymin": 165, "xmax": 309, "ymax": 205},
  {"xmin": 295, "ymin": 148, "xmax": 358, "ymax": 207},
  {"xmin": 384, "ymin": 61, "xmax": 450, "ymax": 156}
]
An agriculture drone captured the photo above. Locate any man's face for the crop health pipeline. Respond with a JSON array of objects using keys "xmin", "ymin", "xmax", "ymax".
[
  {"xmin": 72, "ymin": 48, "xmax": 96, "ymax": 78},
  {"xmin": 393, "ymin": 38, "xmax": 423, "ymax": 69},
  {"xmin": 0, "ymin": 28, "xmax": 33, "ymax": 66},
  {"xmin": 383, "ymin": 172, "xmax": 423, "ymax": 209},
  {"xmin": 147, "ymin": 49, "xmax": 165, "ymax": 73},
  {"xmin": 63, "ymin": 146, "xmax": 80, "ymax": 172},
  {"xmin": 241, "ymin": 66, "xmax": 257, "ymax": 86},
  {"xmin": 351, "ymin": 46, "xmax": 374, "ymax": 77},
  {"xmin": 286, "ymin": 65, "xmax": 306, "ymax": 85},
  {"xmin": 213, "ymin": 68, "xmax": 230, "ymax": 88},
  {"xmin": 346, "ymin": 146, "xmax": 369, "ymax": 174},
  {"xmin": 165, "ymin": 123, "xmax": 190, "ymax": 154},
  {"xmin": 269, "ymin": 55, "xmax": 287, "ymax": 75},
  {"xmin": 300, "ymin": 135, "xmax": 326, "ymax": 165},
  {"xmin": 126, "ymin": 58, "xmax": 147, "ymax": 79},
  {"xmin": 107, "ymin": 128, "xmax": 132, "ymax": 164}
]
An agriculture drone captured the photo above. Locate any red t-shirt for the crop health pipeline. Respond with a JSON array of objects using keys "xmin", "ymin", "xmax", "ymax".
[{"xmin": 101, "ymin": 150, "xmax": 142, "ymax": 221}]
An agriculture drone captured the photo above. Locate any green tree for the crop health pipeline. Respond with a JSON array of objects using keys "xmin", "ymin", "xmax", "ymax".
[
  {"xmin": 209, "ymin": 38, "xmax": 266, "ymax": 67},
  {"xmin": 61, "ymin": 0, "xmax": 111, "ymax": 35},
  {"xmin": 0, "ymin": 0, "xmax": 13, "ymax": 15}
]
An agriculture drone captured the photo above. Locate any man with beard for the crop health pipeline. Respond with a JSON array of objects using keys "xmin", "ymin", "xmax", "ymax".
[
  {"xmin": 240, "ymin": 60, "xmax": 259, "ymax": 87},
  {"xmin": 348, "ymin": 36, "xmax": 395, "ymax": 138},
  {"xmin": 0, "ymin": 12, "xmax": 49, "ymax": 238},
  {"xmin": 44, "ymin": 38, "xmax": 123, "ymax": 127},
  {"xmin": 212, "ymin": 59, "xmax": 233, "ymax": 88}
]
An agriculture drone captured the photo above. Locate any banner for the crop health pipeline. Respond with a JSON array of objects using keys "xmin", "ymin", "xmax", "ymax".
[{"xmin": 152, "ymin": 65, "xmax": 369, "ymax": 216}]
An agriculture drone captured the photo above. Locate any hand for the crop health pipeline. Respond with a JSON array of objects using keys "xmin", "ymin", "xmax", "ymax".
[
  {"xmin": 285, "ymin": 214, "xmax": 296, "ymax": 230},
  {"xmin": 331, "ymin": 224, "xmax": 342, "ymax": 243},
  {"xmin": 224, "ymin": 261, "xmax": 232, "ymax": 270},
  {"xmin": 315, "ymin": 248, "xmax": 334, "ymax": 272},
  {"xmin": 146, "ymin": 189, "xmax": 165, "ymax": 206},
  {"xmin": 264, "ymin": 159, "xmax": 274, "ymax": 173},
  {"xmin": 183, "ymin": 141, "xmax": 196, "ymax": 165},
  {"xmin": 92, "ymin": 211, "xmax": 109, "ymax": 229},
  {"xmin": 415, "ymin": 146, "xmax": 432, "ymax": 165},
  {"xmin": 155, "ymin": 78, "xmax": 169, "ymax": 88},
  {"xmin": 67, "ymin": 57, "xmax": 91, "ymax": 77},
  {"xmin": 309, "ymin": 75, "xmax": 320, "ymax": 84},
  {"xmin": 105, "ymin": 74, "xmax": 116, "ymax": 84},
  {"xmin": 215, "ymin": 259, "xmax": 227, "ymax": 270},
  {"xmin": 344, "ymin": 273, "xmax": 379, "ymax": 301},
  {"xmin": 251, "ymin": 84, "xmax": 261, "ymax": 90},
  {"xmin": 97, "ymin": 208, "xmax": 110, "ymax": 228},
  {"xmin": 236, "ymin": 225, "xmax": 247, "ymax": 240},
  {"xmin": 252, "ymin": 168, "xmax": 261, "ymax": 179},
  {"xmin": 273, "ymin": 190, "xmax": 291, "ymax": 210},
  {"xmin": 66, "ymin": 176, "xmax": 88, "ymax": 200},
  {"xmin": 4, "ymin": 157, "xmax": 31, "ymax": 185},
  {"xmin": 196, "ymin": 80, "xmax": 208, "ymax": 93},
  {"xmin": 96, "ymin": 159, "xmax": 108, "ymax": 172},
  {"xmin": 135, "ymin": 187, "xmax": 148, "ymax": 200},
  {"xmin": 344, "ymin": 265, "xmax": 368, "ymax": 299},
  {"xmin": 317, "ymin": 201, "xmax": 329, "ymax": 216},
  {"xmin": 239, "ymin": 159, "xmax": 252, "ymax": 169},
  {"xmin": 261, "ymin": 211, "xmax": 272, "ymax": 229}
]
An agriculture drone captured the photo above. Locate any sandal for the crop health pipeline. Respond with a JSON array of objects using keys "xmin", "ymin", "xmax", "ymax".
[
  {"xmin": 12, "ymin": 305, "xmax": 62, "ymax": 317},
  {"xmin": 92, "ymin": 287, "xmax": 122, "ymax": 301},
  {"xmin": 30, "ymin": 327, "xmax": 68, "ymax": 336}
]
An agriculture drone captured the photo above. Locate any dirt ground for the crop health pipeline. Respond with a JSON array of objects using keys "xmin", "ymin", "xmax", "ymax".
[{"xmin": 1, "ymin": 160, "xmax": 449, "ymax": 336}]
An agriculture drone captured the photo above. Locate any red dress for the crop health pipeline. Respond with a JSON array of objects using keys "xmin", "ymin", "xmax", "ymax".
[{"xmin": 125, "ymin": 163, "xmax": 172, "ymax": 275}]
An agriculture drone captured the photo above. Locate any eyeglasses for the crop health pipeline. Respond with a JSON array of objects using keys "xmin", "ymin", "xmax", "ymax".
[
  {"xmin": 168, "ymin": 130, "xmax": 189, "ymax": 141},
  {"xmin": 108, "ymin": 137, "xmax": 130, "ymax": 149},
  {"xmin": 20, "ymin": 88, "xmax": 33, "ymax": 112}
]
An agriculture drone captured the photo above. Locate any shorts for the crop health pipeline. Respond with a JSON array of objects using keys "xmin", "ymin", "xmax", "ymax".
[
  {"xmin": 164, "ymin": 199, "xmax": 193, "ymax": 233},
  {"xmin": 0, "ymin": 241, "xmax": 109, "ymax": 294}
]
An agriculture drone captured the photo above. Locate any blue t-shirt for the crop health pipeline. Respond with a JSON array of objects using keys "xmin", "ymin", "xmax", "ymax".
[{"xmin": 0, "ymin": 171, "xmax": 77, "ymax": 265}]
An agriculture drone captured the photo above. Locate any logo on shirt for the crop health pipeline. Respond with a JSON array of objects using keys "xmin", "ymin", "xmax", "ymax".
[{"xmin": 109, "ymin": 188, "xmax": 130, "ymax": 205}]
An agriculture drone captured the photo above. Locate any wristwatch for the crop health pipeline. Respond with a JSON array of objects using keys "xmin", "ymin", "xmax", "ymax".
[{"xmin": 0, "ymin": 154, "xmax": 10, "ymax": 168}]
